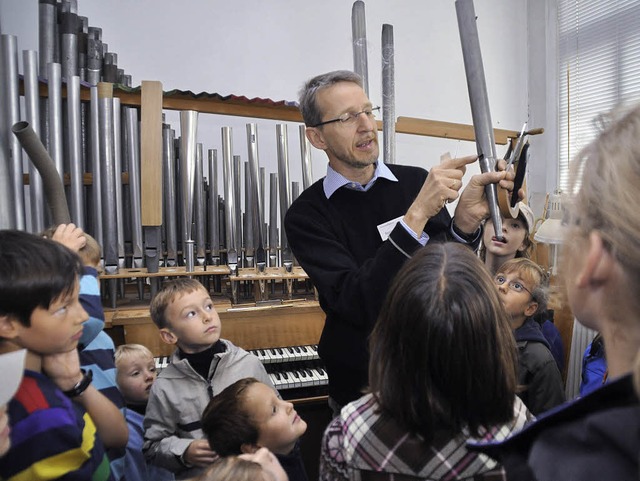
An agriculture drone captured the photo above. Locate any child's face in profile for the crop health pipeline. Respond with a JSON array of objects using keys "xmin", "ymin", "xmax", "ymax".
[
  {"xmin": 19, "ymin": 280, "xmax": 88, "ymax": 355},
  {"xmin": 161, "ymin": 287, "xmax": 222, "ymax": 354},
  {"xmin": 243, "ymin": 382, "xmax": 307, "ymax": 455},
  {"xmin": 116, "ymin": 354, "xmax": 157, "ymax": 404}
]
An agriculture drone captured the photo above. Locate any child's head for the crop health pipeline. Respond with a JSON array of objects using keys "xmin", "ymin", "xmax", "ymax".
[
  {"xmin": 191, "ymin": 448, "xmax": 288, "ymax": 481},
  {"xmin": 0, "ymin": 230, "xmax": 86, "ymax": 355},
  {"xmin": 202, "ymin": 377, "xmax": 307, "ymax": 456},
  {"xmin": 41, "ymin": 225, "xmax": 102, "ymax": 269},
  {"xmin": 150, "ymin": 278, "xmax": 221, "ymax": 354},
  {"xmin": 495, "ymin": 258, "xmax": 548, "ymax": 327},
  {"xmin": 369, "ymin": 243, "xmax": 517, "ymax": 442},
  {"xmin": 114, "ymin": 343, "xmax": 157, "ymax": 404},
  {"xmin": 481, "ymin": 202, "xmax": 534, "ymax": 262}
]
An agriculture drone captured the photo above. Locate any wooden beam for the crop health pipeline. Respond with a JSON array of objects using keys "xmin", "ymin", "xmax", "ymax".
[
  {"xmin": 395, "ymin": 116, "xmax": 519, "ymax": 145},
  {"xmin": 140, "ymin": 81, "xmax": 163, "ymax": 226}
]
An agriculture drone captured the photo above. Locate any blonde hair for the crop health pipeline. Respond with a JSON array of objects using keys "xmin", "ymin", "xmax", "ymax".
[
  {"xmin": 191, "ymin": 456, "xmax": 270, "ymax": 481},
  {"xmin": 114, "ymin": 343, "xmax": 154, "ymax": 369},
  {"xmin": 565, "ymin": 104, "xmax": 640, "ymax": 296},
  {"xmin": 41, "ymin": 225, "xmax": 101, "ymax": 268},
  {"xmin": 150, "ymin": 278, "xmax": 207, "ymax": 329},
  {"xmin": 499, "ymin": 258, "xmax": 549, "ymax": 314}
]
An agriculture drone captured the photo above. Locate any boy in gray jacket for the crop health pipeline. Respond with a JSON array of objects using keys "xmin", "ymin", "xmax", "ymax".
[{"xmin": 142, "ymin": 278, "xmax": 275, "ymax": 479}]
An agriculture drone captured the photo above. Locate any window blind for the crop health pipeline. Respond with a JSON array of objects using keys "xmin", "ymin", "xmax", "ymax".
[{"xmin": 557, "ymin": 0, "xmax": 640, "ymax": 192}]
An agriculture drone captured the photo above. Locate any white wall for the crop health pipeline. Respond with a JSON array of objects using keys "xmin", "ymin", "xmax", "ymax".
[{"xmin": 1, "ymin": 0, "xmax": 535, "ymax": 217}]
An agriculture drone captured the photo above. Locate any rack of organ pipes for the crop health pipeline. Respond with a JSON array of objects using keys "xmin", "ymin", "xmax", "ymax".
[{"xmin": 0, "ymin": 1, "xmax": 317, "ymax": 309}]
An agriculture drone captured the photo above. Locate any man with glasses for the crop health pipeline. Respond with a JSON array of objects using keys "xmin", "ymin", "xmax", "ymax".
[
  {"xmin": 495, "ymin": 258, "xmax": 565, "ymax": 415},
  {"xmin": 285, "ymin": 70, "xmax": 517, "ymax": 414}
]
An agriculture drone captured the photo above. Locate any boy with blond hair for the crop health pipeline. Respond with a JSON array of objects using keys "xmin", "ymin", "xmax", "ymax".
[
  {"xmin": 115, "ymin": 344, "xmax": 174, "ymax": 481},
  {"xmin": 143, "ymin": 278, "xmax": 275, "ymax": 479},
  {"xmin": 494, "ymin": 258, "xmax": 565, "ymax": 415}
]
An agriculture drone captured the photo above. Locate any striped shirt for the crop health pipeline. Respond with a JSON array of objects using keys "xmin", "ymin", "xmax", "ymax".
[{"xmin": 0, "ymin": 370, "xmax": 113, "ymax": 481}]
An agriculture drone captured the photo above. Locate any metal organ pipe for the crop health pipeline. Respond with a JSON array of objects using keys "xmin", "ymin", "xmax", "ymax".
[
  {"xmin": 2, "ymin": 35, "xmax": 25, "ymax": 230},
  {"xmin": 222, "ymin": 126, "xmax": 238, "ymax": 274},
  {"xmin": 163, "ymin": 124, "xmax": 178, "ymax": 267},
  {"xmin": 23, "ymin": 50, "xmax": 45, "ymax": 232},
  {"xmin": 125, "ymin": 107, "xmax": 143, "ymax": 268},
  {"xmin": 276, "ymin": 124, "xmax": 293, "ymax": 272},
  {"xmin": 382, "ymin": 23, "xmax": 396, "ymax": 165},
  {"xmin": 179, "ymin": 110, "xmax": 199, "ymax": 272},
  {"xmin": 67, "ymin": 75, "xmax": 85, "ymax": 229}
]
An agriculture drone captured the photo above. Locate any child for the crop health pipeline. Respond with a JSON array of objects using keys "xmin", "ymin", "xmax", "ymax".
[
  {"xmin": 494, "ymin": 258, "xmax": 565, "ymax": 415},
  {"xmin": 470, "ymin": 103, "xmax": 640, "ymax": 481},
  {"xmin": 46, "ymin": 223, "xmax": 129, "ymax": 479},
  {"xmin": 0, "ymin": 230, "xmax": 128, "ymax": 480},
  {"xmin": 189, "ymin": 448, "xmax": 289, "ymax": 481},
  {"xmin": 481, "ymin": 205, "xmax": 565, "ymax": 374},
  {"xmin": 319, "ymin": 243, "xmax": 532, "ymax": 480},
  {"xmin": 115, "ymin": 344, "xmax": 174, "ymax": 480},
  {"xmin": 202, "ymin": 377, "xmax": 308, "ymax": 481},
  {"xmin": 480, "ymin": 201, "xmax": 535, "ymax": 274},
  {"xmin": 143, "ymin": 278, "xmax": 275, "ymax": 479}
]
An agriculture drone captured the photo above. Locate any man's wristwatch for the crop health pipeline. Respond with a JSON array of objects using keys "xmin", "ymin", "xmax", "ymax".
[{"xmin": 62, "ymin": 369, "xmax": 93, "ymax": 398}]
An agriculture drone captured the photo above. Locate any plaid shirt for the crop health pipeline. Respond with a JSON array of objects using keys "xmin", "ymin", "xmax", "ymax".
[{"xmin": 319, "ymin": 393, "xmax": 532, "ymax": 481}]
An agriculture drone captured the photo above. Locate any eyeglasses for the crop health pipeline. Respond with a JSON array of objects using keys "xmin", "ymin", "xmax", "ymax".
[
  {"xmin": 311, "ymin": 106, "xmax": 380, "ymax": 128},
  {"xmin": 494, "ymin": 274, "xmax": 534, "ymax": 298}
]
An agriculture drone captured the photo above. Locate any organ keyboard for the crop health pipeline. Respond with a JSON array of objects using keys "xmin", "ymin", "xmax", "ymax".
[{"xmin": 154, "ymin": 344, "xmax": 328, "ymax": 400}]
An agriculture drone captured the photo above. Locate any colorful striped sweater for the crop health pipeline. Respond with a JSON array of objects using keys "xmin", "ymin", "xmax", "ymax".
[{"xmin": 0, "ymin": 370, "xmax": 113, "ymax": 481}]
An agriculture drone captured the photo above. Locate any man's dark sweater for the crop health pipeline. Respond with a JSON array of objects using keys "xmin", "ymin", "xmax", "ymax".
[{"xmin": 285, "ymin": 164, "xmax": 457, "ymax": 405}]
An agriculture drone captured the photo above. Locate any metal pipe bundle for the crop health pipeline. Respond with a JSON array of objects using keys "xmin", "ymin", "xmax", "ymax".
[
  {"xmin": 381, "ymin": 24, "xmax": 396, "ymax": 165},
  {"xmin": 351, "ymin": 0, "xmax": 369, "ymax": 96},
  {"xmin": 179, "ymin": 110, "xmax": 199, "ymax": 272},
  {"xmin": 455, "ymin": 0, "xmax": 503, "ymax": 239},
  {"xmin": 59, "ymin": 0, "xmax": 78, "ymax": 80}
]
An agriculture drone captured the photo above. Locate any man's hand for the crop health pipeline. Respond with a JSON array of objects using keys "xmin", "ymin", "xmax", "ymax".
[
  {"xmin": 183, "ymin": 439, "xmax": 219, "ymax": 468},
  {"xmin": 403, "ymin": 154, "xmax": 477, "ymax": 234},
  {"xmin": 49, "ymin": 223, "xmax": 86, "ymax": 253},
  {"xmin": 454, "ymin": 158, "xmax": 522, "ymax": 234}
]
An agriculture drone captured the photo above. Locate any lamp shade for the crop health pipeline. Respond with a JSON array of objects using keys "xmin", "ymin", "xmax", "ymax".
[{"xmin": 534, "ymin": 218, "xmax": 565, "ymax": 244}]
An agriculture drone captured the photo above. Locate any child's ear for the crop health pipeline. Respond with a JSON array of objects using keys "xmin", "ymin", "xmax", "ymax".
[
  {"xmin": 524, "ymin": 301, "xmax": 538, "ymax": 318},
  {"xmin": 240, "ymin": 442, "xmax": 260, "ymax": 454},
  {"xmin": 158, "ymin": 328, "xmax": 177, "ymax": 346},
  {"xmin": 0, "ymin": 314, "xmax": 20, "ymax": 340}
]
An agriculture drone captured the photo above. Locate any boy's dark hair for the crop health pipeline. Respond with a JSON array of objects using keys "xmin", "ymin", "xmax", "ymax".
[
  {"xmin": 202, "ymin": 377, "xmax": 261, "ymax": 456},
  {"xmin": 0, "ymin": 230, "xmax": 83, "ymax": 327},
  {"xmin": 150, "ymin": 278, "xmax": 207, "ymax": 329},
  {"xmin": 369, "ymin": 243, "xmax": 518, "ymax": 442}
]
